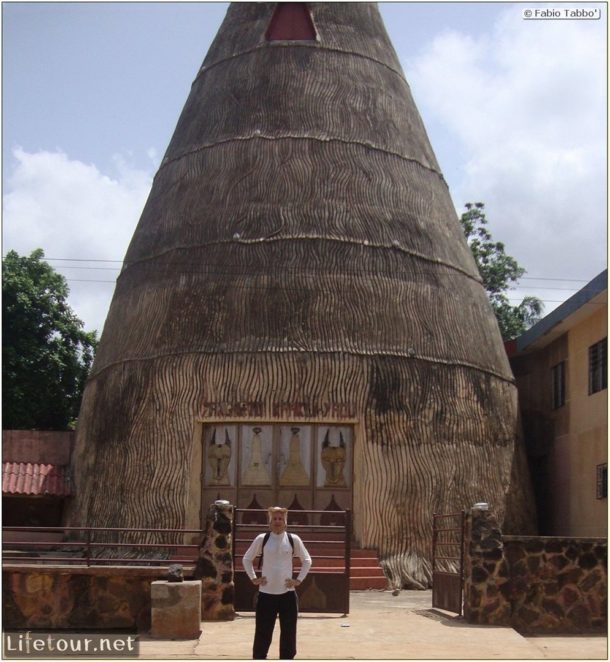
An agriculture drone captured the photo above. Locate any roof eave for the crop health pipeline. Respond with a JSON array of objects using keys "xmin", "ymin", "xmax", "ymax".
[{"xmin": 515, "ymin": 269, "xmax": 607, "ymax": 355}]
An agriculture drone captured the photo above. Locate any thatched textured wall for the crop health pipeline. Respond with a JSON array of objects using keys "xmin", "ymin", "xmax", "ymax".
[{"xmin": 67, "ymin": 2, "xmax": 535, "ymax": 588}]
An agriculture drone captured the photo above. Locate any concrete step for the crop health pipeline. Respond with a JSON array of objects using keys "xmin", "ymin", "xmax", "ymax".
[
  {"xmin": 235, "ymin": 531, "xmax": 345, "ymax": 543},
  {"xmin": 234, "ymin": 541, "xmax": 387, "ymax": 590},
  {"xmin": 235, "ymin": 561, "xmax": 346, "ymax": 572},
  {"xmin": 350, "ymin": 575, "xmax": 388, "ymax": 590},
  {"xmin": 350, "ymin": 565, "xmax": 386, "ymax": 578},
  {"xmin": 169, "ymin": 548, "xmax": 199, "ymax": 562},
  {"xmin": 234, "ymin": 557, "xmax": 381, "ymax": 570},
  {"xmin": 347, "ymin": 556, "xmax": 382, "ymax": 566},
  {"xmin": 349, "ymin": 547, "xmax": 386, "ymax": 589},
  {"xmin": 350, "ymin": 548, "xmax": 380, "ymax": 558},
  {"xmin": 235, "ymin": 561, "xmax": 383, "ymax": 572},
  {"xmin": 287, "ymin": 558, "xmax": 347, "ymax": 569},
  {"xmin": 234, "ymin": 540, "xmax": 344, "ymax": 553}
]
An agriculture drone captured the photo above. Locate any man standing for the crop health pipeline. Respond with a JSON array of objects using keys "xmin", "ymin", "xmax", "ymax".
[{"xmin": 243, "ymin": 506, "xmax": 312, "ymax": 659}]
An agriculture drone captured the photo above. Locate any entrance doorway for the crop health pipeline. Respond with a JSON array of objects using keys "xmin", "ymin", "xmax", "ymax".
[{"xmin": 200, "ymin": 422, "xmax": 353, "ymax": 522}]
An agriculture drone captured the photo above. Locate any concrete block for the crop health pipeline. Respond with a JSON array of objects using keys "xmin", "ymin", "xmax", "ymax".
[{"xmin": 150, "ymin": 580, "xmax": 202, "ymax": 639}]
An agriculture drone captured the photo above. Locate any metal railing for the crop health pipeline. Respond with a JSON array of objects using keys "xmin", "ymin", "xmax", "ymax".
[
  {"xmin": 232, "ymin": 508, "xmax": 351, "ymax": 565},
  {"xmin": 2, "ymin": 526, "xmax": 204, "ymax": 567}
]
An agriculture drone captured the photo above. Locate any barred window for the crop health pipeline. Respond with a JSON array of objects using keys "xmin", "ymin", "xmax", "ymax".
[
  {"xmin": 589, "ymin": 338, "xmax": 607, "ymax": 395},
  {"xmin": 551, "ymin": 361, "xmax": 565, "ymax": 409},
  {"xmin": 596, "ymin": 463, "xmax": 607, "ymax": 500}
]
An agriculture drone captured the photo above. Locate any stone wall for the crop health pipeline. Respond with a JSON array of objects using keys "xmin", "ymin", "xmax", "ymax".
[
  {"xmin": 194, "ymin": 501, "xmax": 235, "ymax": 621},
  {"xmin": 3, "ymin": 566, "xmax": 161, "ymax": 631},
  {"xmin": 3, "ymin": 502, "xmax": 236, "ymax": 631},
  {"xmin": 463, "ymin": 508, "xmax": 607, "ymax": 633},
  {"xmin": 504, "ymin": 536, "xmax": 607, "ymax": 633}
]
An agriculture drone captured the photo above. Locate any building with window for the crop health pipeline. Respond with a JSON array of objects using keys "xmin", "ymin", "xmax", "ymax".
[
  {"xmin": 507, "ymin": 270, "xmax": 607, "ymax": 536},
  {"xmin": 2, "ymin": 430, "xmax": 73, "ymax": 545}
]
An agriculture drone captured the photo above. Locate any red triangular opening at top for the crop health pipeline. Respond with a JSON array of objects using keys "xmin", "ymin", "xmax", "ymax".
[{"xmin": 266, "ymin": 3, "xmax": 317, "ymax": 42}]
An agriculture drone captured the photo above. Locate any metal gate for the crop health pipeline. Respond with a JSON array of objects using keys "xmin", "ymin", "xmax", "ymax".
[
  {"xmin": 232, "ymin": 508, "xmax": 351, "ymax": 614},
  {"xmin": 432, "ymin": 511, "xmax": 465, "ymax": 615}
]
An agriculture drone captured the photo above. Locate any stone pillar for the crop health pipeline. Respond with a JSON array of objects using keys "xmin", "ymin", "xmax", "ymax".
[
  {"xmin": 150, "ymin": 580, "xmax": 202, "ymax": 639},
  {"xmin": 463, "ymin": 506, "xmax": 511, "ymax": 625},
  {"xmin": 195, "ymin": 501, "xmax": 235, "ymax": 621}
]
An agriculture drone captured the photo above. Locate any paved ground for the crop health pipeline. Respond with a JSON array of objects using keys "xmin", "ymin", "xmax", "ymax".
[{"xmin": 138, "ymin": 590, "xmax": 608, "ymax": 660}]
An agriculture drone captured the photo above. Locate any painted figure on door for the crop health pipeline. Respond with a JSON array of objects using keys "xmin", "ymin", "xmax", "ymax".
[
  {"xmin": 243, "ymin": 427, "xmax": 271, "ymax": 485},
  {"xmin": 321, "ymin": 429, "xmax": 347, "ymax": 487},
  {"xmin": 208, "ymin": 428, "xmax": 232, "ymax": 485},
  {"xmin": 280, "ymin": 427, "xmax": 309, "ymax": 486}
]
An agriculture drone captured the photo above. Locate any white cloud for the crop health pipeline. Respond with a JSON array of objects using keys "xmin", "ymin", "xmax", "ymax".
[
  {"xmin": 3, "ymin": 148, "xmax": 153, "ymax": 334},
  {"xmin": 407, "ymin": 7, "xmax": 607, "ymax": 312}
]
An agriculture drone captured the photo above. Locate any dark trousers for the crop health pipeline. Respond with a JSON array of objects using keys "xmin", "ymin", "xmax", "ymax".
[{"xmin": 253, "ymin": 591, "xmax": 299, "ymax": 659}]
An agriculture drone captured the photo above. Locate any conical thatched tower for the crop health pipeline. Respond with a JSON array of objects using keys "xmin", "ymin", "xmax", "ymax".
[{"xmin": 68, "ymin": 2, "xmax": 534, "ymax": 588}]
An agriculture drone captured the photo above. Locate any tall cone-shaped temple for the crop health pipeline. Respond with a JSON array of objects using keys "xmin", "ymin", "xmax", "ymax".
[{"xmin": 68, "ymin": 2, "xmax": 534, "ymax": 588}]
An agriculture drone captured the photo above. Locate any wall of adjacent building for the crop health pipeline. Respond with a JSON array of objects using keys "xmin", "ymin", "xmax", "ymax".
[
  {"xmin": 2, "ymin": 429, "xmax": 74, "ymax": 464},
  {"xmin": 558, "ymin": 305, "xmax": 607, "ymax": 537},
  {"xmin": 2, "ymin": 430, "xmax": 75, "ymax": 529},
  {"xmin": 511, "ymin": 302, "xmax": 607, "ymax": 537}
]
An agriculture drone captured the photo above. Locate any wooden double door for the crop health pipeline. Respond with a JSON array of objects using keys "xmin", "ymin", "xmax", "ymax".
[{"xmin": 201, "ymin": 422, "xmax": 353, "ymax": 519}]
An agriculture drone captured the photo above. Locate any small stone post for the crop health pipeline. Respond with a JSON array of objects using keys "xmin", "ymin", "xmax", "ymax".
[
  {"xmin": 463, "ymin": 505, "xmax": 512, "ymax": 625},
  {"xmin": 150, "ymin": 579, "xmax": 202, "ymax": 639},
  {"xmin": 195, "ymin": 500, "xmax": 236, "ymax": 621}
]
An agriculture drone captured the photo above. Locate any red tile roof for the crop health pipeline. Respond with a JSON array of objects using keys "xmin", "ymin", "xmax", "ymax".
[{"xmin": 2, "ymin": 462, "xmax": 72, "ymax": 497}]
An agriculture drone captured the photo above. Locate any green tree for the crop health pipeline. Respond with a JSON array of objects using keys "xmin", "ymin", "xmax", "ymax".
[
  {"xmin": 460, "ymin": 202, "xmax": 543, "ymax": 340},
  {"xmin": 2, "ymin": 249, "xmax": 97, "ymax": 429}
]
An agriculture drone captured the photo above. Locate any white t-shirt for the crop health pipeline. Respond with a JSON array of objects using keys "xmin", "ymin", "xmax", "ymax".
[{"xmin": 243, "ymin": 531, "xmax": 312, "ymax": 595}]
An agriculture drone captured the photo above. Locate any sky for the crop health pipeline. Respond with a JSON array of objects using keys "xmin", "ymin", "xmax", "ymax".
[{"xmin": 2, "ymin": 1, "xmax": 607, "ymax": 336}]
